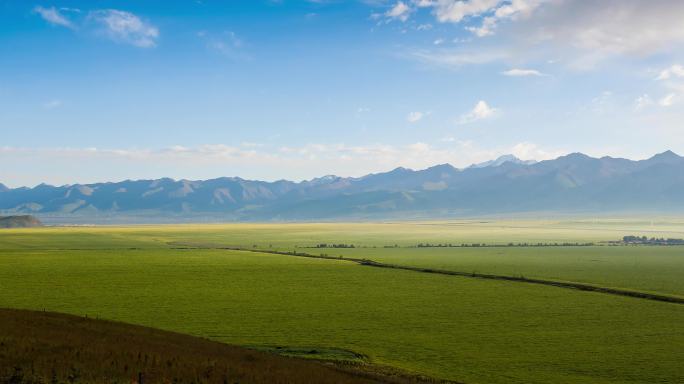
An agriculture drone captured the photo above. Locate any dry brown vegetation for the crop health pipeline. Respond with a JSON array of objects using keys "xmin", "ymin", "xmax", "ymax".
[{"xmin": 0, "ymin": 309, "xmax": 434, "ymax": 384}]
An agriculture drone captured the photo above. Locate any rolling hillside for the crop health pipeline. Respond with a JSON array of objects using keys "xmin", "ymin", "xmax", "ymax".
[{"xmin": 0, "ymin": 308, "xmax": 419, "ymax": 384}]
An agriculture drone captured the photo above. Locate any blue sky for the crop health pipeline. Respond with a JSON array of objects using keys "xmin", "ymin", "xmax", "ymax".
[{"xmin": 2, "ymin": 0, "xmax": 684, "ymax": 187}]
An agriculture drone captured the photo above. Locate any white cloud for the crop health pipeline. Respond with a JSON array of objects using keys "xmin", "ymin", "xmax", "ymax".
[
  {"xmin": 656, "ymin": 64, "xmax": 684, "ymax": 80},
  {"xmin": 510, "ymin": 141, "xmax": 561, "ymax": 161},
  {"xmin": 465, "ymin": 16, "xmax": 497, "ymax": 36},
  {"xmin": 638, "ymin": 65, "xmax": 684, "ymax": 111},
  {"xmin": 636, "ymin": 92, "xmax": 678, "ymax": 109},
  {"xmin": 430, "ymin": 0, "xmax": 501, "ymax": 23},
  {"xmin": 659, "ymin": 93, "xmax": 676, "ymax": 107},
  {"xmin": 457, "ymin": 100, "xmax": 498, "ymax": 124},
  {"xmin": 407, "ymin": 111, "xmax": 425, "ymax": 122},
  {"xmin": 413, "ymin": 0, "xmax": 436, "ymax": 7},
  {"xmin": 403, "ymin": 1, "xmax": 684, "ymax": 69},
  {"xmin": 33, "ymin": 6, "xmax": 74, "ymax": 29},
  {"xmin": 518, "ymin": 1, "xmax": 684, "ymax": 68},
  {"xmin": 493, "ymin": 0, "xmax": 543, "ymax": 18},
  {"xmin": 386, "ymin": 1, "xmax": 412, "ymax": 22},
  {"xmin": 424, "ymin": 0, "xmax": 684, "ymax": 57},
  {"xmin": 89, "ymin": 10, "xmax": 159, "ymax": 48},
  {"xmin": 418, "ymin": 0, "xmax": 545, "ymax": 37},
  {"xmin": 501, "ymin": 68, "xmax": 545, "ymax": 76}
]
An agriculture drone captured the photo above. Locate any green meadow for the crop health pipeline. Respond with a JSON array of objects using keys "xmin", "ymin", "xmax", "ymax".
[
  {"xmin": 329, "ymin": 246, "xmax": 684, "ymax": 296},
  {"xmin": 1, "ymin": 220, "xmax": 683, "ymax": 383}
]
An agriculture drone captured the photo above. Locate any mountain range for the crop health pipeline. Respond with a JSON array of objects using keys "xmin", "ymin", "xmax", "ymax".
[{"xmin": 2, "ymin": 151, "xmax": 683, "ymax": 223}]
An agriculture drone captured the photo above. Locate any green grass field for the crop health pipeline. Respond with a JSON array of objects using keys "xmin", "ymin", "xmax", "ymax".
[
  {"xmin": 1, "ymin": 220, "xmax": 683, "ymax": 383},
  {"xmin": 328, "ymin": 246, "xmax": 684, "ymax": 296}
]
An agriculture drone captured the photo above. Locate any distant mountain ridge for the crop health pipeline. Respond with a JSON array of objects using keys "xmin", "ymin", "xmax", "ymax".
[
  {"xmin": 2, "ymin": 152, "xmax": 683, "ymax": 222},
  {"xmin": 0, "ymin": 215, "xmax": 43, "ymax": 228}
]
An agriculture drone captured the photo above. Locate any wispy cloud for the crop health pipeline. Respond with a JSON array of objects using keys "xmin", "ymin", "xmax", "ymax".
[
  {"xmin": 199, "ymin": 30, "xmax": 250, "ymax": 60},
  {"xmin": 634, "ymin": 94, "xmax": 653, "ymax": 111},
  {"xmin": 33, "ymin": 6, "xmax": 75, "ymax": 29},
  {"xmin": 501, "ymin": 68, "xmax": 546, "ymax": 77},
  {"xmin": 635, "ymin": 93, "xmax": 678, "ymax": 110},
  {"xmin": 429, "ymin": 0, "xmax": 501, "ymax": 23},
  {"xmin": 33, "ymin": 6, "xmax": 159, "ymax": 48},
  {"xmin": 385, "ymin": 1, "xmax": 412, "ymax": 22},
  {"xmin": 656, "ymin": 64, "xmax": 684, "ymax": 81},
  {"xmin": 88, "ymin": 9, "xmax": 159, "ymax": 48},
  {"xmin": 589, "ymin": 91, "xmax": 613, "ymax": 114},
  {"xmin": 42, "ymin": 99, "xmax": 63, "ymax": 109},
  {"xmin": 409, "ymin": 48, "xmax": 507, "ymax": 69},
  {"xmin": 407, "ymin": 111, "xmax": 425, "ymax": 123},
  {"xmin": 419, "ymin": 0, "xmax": 545, "ymax": 37}
]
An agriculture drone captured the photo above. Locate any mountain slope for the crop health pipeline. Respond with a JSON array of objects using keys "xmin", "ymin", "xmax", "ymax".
[
  {"xmin": 1, "ymin": 151, "xmax": 683, "ymax": 221},
  {"xmin": 0, "ymin": 215, "xmax": 43, "ymax": 228}
]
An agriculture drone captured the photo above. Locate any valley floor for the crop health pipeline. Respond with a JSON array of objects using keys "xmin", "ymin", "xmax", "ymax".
[{"xmin": 1, "ymin": 219, "xmax": 683, "ymax": 383}]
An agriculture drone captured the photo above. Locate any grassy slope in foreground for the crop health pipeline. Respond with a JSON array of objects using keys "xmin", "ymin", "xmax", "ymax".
[
  {"xmin": 0, "ymin": 308, "xmax": 400, "ymax": 384},
  {"xmin": 1, "ymin": 248, "xmax": 683, "ymax": 384}
]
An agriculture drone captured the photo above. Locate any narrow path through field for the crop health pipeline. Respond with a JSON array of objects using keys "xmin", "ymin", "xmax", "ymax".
[{"xmin": 204, "ymin": 246, "xmax": 684, "ymax": 305}]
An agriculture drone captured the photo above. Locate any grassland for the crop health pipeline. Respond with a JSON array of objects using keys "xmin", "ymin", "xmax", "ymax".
[
  {"xmin": 1, "ymin": 219, "xmax": 683, "ymax": 383},
  {"xmin": 326, "ymin": 246, "xmax": 684, "ymax": 296},
  {"xmin": 3, "ymin": 218, "xmax": 684, "ymax": 250}
]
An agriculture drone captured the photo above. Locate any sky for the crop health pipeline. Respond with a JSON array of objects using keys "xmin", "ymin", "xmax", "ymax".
[{"xmin": 1, "ymin": 0, "xmax": 684, "ymax": 187}]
